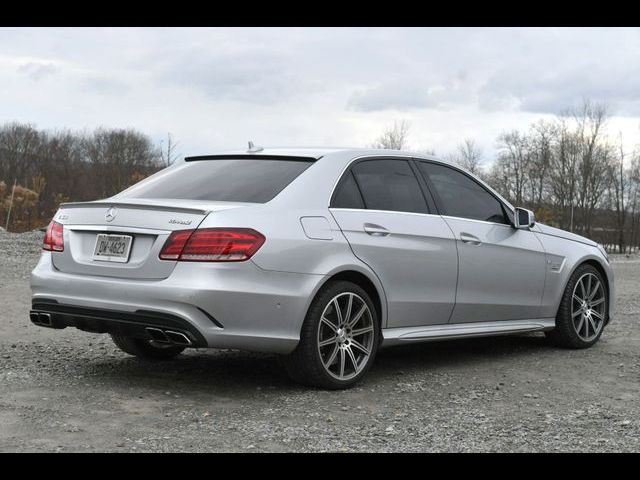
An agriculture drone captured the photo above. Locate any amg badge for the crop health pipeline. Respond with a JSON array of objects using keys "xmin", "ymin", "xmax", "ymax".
[{"xmin": 169, "ymin": 219, "xmax": 193, "ymax": 226}]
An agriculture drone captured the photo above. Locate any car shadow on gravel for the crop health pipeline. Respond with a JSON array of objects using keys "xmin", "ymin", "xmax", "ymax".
[
  {"xmin": 66, "ymin": 333, "xmax": 556, "ymax": 395},
  {"xmin": 76, "ymin": 348, "xmax": 295, "ymax": 395},
  {"xmin": 371, "ymin": 333, "xmax": 553, "ymax": 375}
]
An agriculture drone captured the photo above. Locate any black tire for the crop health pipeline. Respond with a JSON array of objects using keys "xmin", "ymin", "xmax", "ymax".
[
  {"xmin": 546, "ymin": 264, "xmax": 607, "ymax": 349},
  {"xmin": 111, "ymin": 333, "xmax": 185, "ymax": 360},
  {"xmin": 284, "ymin": 280, "xmax": 380, "ymax": 390}
]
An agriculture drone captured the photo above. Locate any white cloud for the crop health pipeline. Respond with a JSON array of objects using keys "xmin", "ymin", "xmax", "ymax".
[
  {"xmin": 17, "ymin": 61, "xmax": 57, "ymax": 80},
  {"xmin": 0, "ymin": 27, "xmax": 638, "ymax": 158}
]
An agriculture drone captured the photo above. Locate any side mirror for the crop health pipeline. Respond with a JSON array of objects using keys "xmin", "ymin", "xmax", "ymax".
[{"xmin": 514, "ymin": 207, "xmax": 535, "ymax": 229}]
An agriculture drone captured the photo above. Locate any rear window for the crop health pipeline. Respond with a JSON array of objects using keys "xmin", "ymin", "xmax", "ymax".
[
  {"xmin": 331, "ymin": 171, "xmax": 365, "ymax": 209},
  {"xmin": 351, "ymin": 159, "xmax": 429, "ymax": 214},
  {"xmin": 120, "ymin": 159, "xmax": 313, "ymax": 203}
]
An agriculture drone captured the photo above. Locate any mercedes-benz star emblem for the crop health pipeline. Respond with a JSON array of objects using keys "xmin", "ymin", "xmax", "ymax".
[{"xmin": 105, "ymin": 206, "xmax": 118, "ymax": 222}]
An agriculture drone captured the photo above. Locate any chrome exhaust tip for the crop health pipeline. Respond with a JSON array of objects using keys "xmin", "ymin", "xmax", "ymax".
[
  {"xmin": 30, "ymin": 311, "xmax": 53, "ymax": 327},
  {"xmin": 38, "ymin": 313, "xmax": 53, "ymax": 327},
  {"xmin": 145, "ymin": 327, "xmax": 170, "ymax": 343},
  {"xmin": 164, "ymin": 330, "xmax": 192, "ymax": 346}
]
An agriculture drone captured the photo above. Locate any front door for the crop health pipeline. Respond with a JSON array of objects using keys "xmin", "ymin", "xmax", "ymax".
[{"xmin": 417, "ymin": 161, "xmax": 546, "ymax": 323}]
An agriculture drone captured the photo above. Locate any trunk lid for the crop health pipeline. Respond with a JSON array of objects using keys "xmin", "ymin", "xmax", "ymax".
[{"xmin": 51, "ymin": 199, "xmax": 250, "ymax": 279}]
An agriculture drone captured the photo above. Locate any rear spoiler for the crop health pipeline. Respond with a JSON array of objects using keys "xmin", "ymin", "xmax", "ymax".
[
  {"xmin": 59, "ymin": 201, "xmax": 210, "ymax": 215},
  {"xmin": 184, "ymin": 154, "xmax": 318, "ymax": 162}
]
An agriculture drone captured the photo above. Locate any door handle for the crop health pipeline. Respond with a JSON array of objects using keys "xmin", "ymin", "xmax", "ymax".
[
  {"xmin": 364, "ymin": 223, "xmax": 390, "ymax": 236},
  {"xmin": 460, "ymin": 232, "xmax": 482, "ymax": 245}
]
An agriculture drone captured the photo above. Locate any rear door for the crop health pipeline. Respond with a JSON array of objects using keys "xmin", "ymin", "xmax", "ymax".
[
  {"xmin": 417, "ymin": 161, "xmax": 546, "ymax": 323},
  {"xmin": 330, "ymin": 158, "xmax": 458, "ymax": 328}
]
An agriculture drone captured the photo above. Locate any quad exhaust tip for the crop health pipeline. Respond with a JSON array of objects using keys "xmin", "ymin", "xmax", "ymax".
[
  {"xmin": 145, "ymin": 327, "xmax": 170, "ymax": 343},
  {"xmin": 29, "ymin": 311, "xmax": 193, "ymax": 345},
  {"xmin": 164, "ymin": 330, "xmax": 192, "ymax": 346},
  {"xmin": 30, "ymin": 311, "xmax": 53, "ymax": 327}
]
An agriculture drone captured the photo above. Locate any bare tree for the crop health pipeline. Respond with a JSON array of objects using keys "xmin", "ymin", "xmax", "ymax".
[
  {"xmin": 629, "ymin": 151, "xmax": 640, "ymax": 252},
  {"xmin": 527, "ymin": 120, "xmax": 555, "ymax": 208},
  {"xmin": 547, "ymin": 118, "xmax": 580, "ymax": 229},
  {"xmin": 570, "ymin": 101, "xmax": 610, "ymax": 235},
  {"xmin": 495, "ymin": 130, "xmax": 530, "ymax": 206},
  {"xmin": 83, "ymin": 128, "xmax": 161, "ymax": 198},
  {"xmin": 449, "ymin": 138, "xmax": 483, "ymax": 175},
  {"xmin": 0, "ymin": 123, "xmax": 45, "ymax": 186},
  {"xmin": 609, "ymin": 133, "xmax": 631, "ymax": 253},
  {"xmin": 370, "ymin": 120, "xmax": 411, "ymax": 150},
  {"xmin": 159, "ymin": 133, "xmax": 180, "ymax": 167},
  {"xmin": 0, "ymin": 123, "xmax": 169, "ymax": 231}
]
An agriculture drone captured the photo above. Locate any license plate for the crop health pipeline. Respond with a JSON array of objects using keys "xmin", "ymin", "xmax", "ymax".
[{"xmin": 92, "ymin": 234, "xmax": 133, "ymax": 263}]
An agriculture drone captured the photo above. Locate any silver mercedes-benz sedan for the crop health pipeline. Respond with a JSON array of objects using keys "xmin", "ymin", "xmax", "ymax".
[{"xmin": 30, "ymin": 147, "xmax": 614, "ymax": 389}]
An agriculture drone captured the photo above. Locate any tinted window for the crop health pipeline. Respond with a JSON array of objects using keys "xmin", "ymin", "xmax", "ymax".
[
  {"xmin": 419, "ymin": 162, "xmax": 508, "ymax": 224},
  {"xmin": 332, "ymin": 171, "xmax": 364, "ymax": 209},
  {"xmin": 119, "ymin": 159, "xmax": 313, "ymax": 203},
  {"xmin": 352, "ymin": 159, "xmax": 428, "ymax": 214}
]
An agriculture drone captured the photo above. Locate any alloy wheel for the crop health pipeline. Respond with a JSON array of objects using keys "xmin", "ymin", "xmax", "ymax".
[
  {"xmin": 571, "ymin": 272, "xmax": 606, "ymax": 342},
  {"xmin": 316, "ymin": 292, "xmax": 375, "ymax": 381}
]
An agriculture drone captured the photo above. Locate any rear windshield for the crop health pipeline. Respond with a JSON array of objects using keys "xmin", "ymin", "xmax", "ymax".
[{"xmin": 120, "ymin": 159, "xmax": 313, "ymax": 203}]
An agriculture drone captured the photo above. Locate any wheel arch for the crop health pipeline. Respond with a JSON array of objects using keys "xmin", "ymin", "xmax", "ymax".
[
  {"xmin": 307, "ymin": 267, "xmax": 387, "ymax": 331},
  {"xmin": 564, "ymin": 257, "xmax": 611, "ymax": 324}
]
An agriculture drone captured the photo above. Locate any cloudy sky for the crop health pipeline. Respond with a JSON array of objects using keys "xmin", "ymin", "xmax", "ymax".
[{"xmin": 1, "ymin": 27, "xmax": 639, "ymax": 160}]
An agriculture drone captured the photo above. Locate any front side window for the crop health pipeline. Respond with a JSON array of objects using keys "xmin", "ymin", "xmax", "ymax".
[
  {"xmin": 350, "ymin": 159, "xmax": 429, "ymax": 214},
  {"xmin": 419, "ymin": 162, "xmax": 509, "ymax": 224}
]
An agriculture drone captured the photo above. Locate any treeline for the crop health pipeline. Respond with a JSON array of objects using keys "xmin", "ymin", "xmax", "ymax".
[
  {"xmin": 478, "ymin": 101, "xmax": 640, "ymax": 254},
  {"xmin": 0, "ymin": 123, "xmax": 164, "ymax": 232}
]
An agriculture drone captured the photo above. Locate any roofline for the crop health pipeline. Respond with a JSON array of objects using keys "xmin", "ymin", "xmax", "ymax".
[{"xmin": 183, "ymin": 148, "xmax": 444, "ymax": 162}]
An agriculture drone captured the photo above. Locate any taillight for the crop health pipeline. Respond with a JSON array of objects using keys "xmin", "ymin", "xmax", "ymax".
[
  {"xmin": 43, "ymin": 221, "xmax": 64, "ymax": 252},
  {"xmin": 159, "ymin": 228, "xmax": 265, "ymax": 262},
  {"xmin": 158, "ymin": 230, "xmax": 193, "ymax": 260}
]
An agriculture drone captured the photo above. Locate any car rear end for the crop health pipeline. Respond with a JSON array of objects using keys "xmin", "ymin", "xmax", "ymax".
[{"xmin": 30, "ymin": 155, "xmax": 325, "ymax": 353}]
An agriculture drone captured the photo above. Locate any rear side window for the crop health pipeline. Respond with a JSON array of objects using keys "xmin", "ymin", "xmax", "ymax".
[
  {"xmin": 331, "ymin": 171, "xmax": 364, "ymax": 209},
  {"xmin": 119, "ymin": 159, "xmax": 313, "ymax": 203},
  {"xmin": 351, "ymin": 159, "xmax": 428, "ymax": 214},
  {"xmin": 419, "ymin": 162, "xmax": 509, "ymax": 224}
]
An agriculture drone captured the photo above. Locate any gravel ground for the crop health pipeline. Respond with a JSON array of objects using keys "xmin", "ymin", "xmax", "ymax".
[{"xmin": 0, "ymin": 229, "xmax": 639, "ymax": 452}]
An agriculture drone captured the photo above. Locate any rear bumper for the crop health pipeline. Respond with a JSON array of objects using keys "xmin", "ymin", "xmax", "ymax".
[
  {"xmin": 30, "ymin": 253, "xmax": 325, "ymax": 354},
  {"xmin": 30, "ymin": 303, "xmax": 208, "ymax": 347}
]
